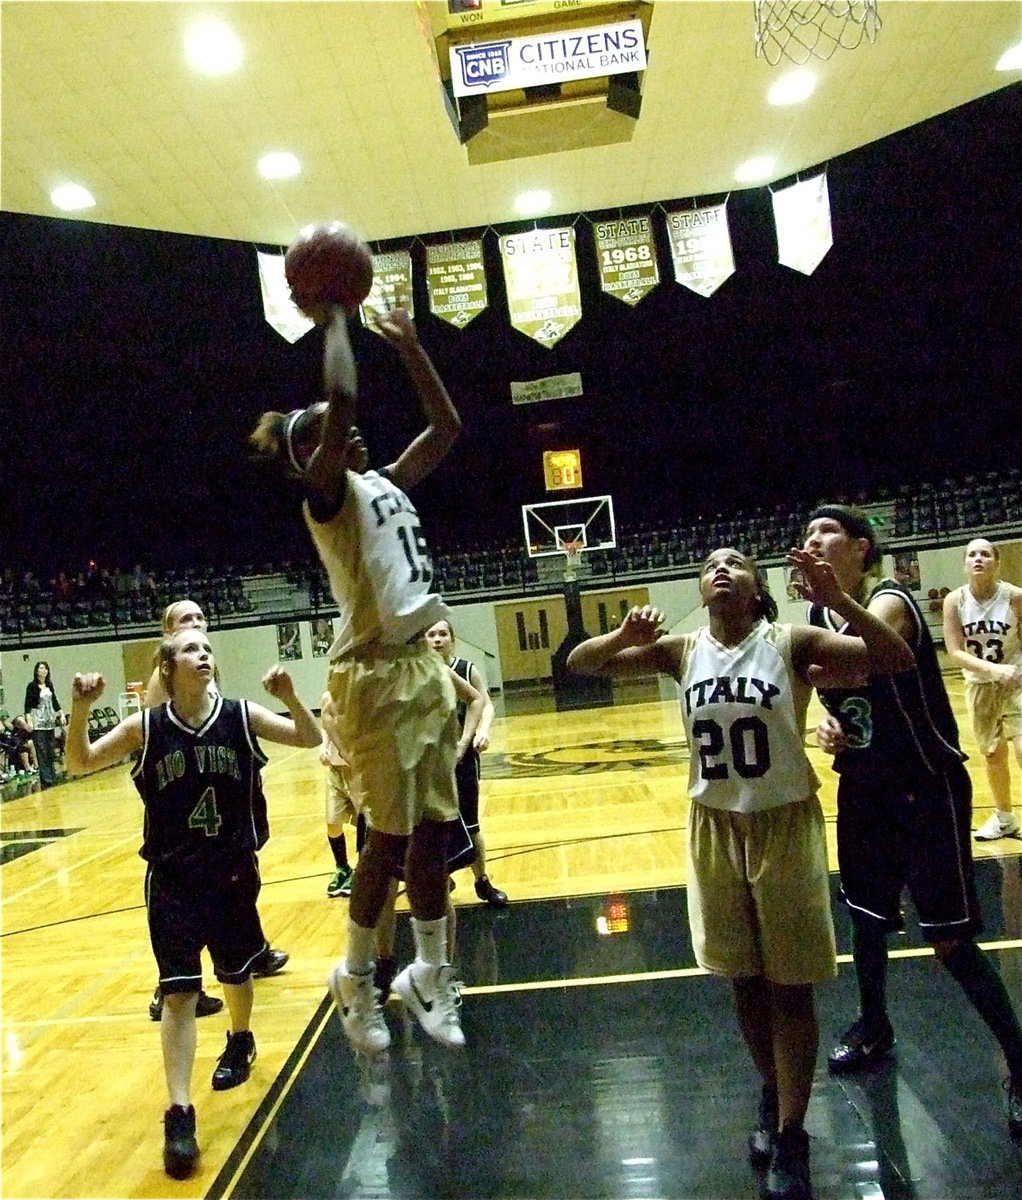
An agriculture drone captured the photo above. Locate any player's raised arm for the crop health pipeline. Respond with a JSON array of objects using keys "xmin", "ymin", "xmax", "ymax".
[
  {"xmin": 65, "ymin": 672, "xmax": 143, "ymax": 774},
  {"xmin": 786, "ymin": 547, "xmax": 914, "ymax": 684},
  {"xmin": 247, "ymin": 666, "xmax": 321, "ymax": 748},
  {"xmin": 568, "ymin": 605, "xmax": 674, "ymax": 678},
  {"xmin": 374, "ymin": 306, "xmax": 462, "ymax": 492}
]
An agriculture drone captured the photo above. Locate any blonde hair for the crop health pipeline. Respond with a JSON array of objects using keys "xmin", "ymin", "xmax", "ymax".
[
  {"xmin": 161, "ymin": 600, "xmax": 206, "ymax": 635},
  {"xmin": 156, "ymin": 636, "xmax": 183, "ymax": 699}
]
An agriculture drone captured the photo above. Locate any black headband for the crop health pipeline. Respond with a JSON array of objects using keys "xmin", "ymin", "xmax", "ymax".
[{"xmin": 809, "ymin": 505, "xmax": 881, "ymax": 567}]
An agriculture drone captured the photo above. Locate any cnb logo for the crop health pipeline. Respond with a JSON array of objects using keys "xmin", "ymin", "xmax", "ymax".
[{"xmin": 454, "ymin": 40, "xmax": 511, "ymax": 89}]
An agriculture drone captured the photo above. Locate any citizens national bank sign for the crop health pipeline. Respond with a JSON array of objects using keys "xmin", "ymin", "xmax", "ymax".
[{"xmin": 451, "ymin": 19, "xmax": 646, "ymax": 96}]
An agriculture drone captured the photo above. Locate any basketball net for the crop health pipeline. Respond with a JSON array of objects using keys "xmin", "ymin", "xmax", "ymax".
[
  {"xmin": 563, "ymin": 540, "xmax": 582, "ymax": 582},
  {"xmin": 754, "ymin": 1, "xmax": 881, "ymax": 65}
]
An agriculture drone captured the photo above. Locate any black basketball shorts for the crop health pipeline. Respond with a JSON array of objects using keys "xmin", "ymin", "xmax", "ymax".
[{"xmin": 836, "ymin": 760, "xmax": 982, "ymax": 941}]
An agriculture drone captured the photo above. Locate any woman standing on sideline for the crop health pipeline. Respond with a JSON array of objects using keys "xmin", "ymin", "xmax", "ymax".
[
  {"xmin": 24, "ymin": 661, "xmax": 66, "ymax": 787},
  {"xmin": 568, "ymin": 547, "xmax": 912, "ymax": 1200},
  {"xmin": 942, "ymin": 538, "xmax": 1022, "ymax": 840},
  {"xmin": 425, "ymin": 618, "xmax": 508, "ymax": 906},
  {"xmin": 65, "ymin": 630, "xmax": 321, "ymax": 1180}
]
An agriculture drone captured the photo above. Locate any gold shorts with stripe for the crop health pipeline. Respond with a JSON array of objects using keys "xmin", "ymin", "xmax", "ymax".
[
  {"xmin": 322, "ymin": 640, "xmax": 459, "ymax": 836},
  {"xmin": 965, "ymin": 678, "xmax": 1022, "ymax": 756},
  {"xmin": 325, "ymin": 763, "xmax": 358, "ymax": 827},
  {"xmin": 687, "ymin": 795, "xmax": 837, "ymax": 986}
]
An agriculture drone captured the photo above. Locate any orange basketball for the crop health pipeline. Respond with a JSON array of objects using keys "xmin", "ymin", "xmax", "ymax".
[{"xmin": 284, "ymin": 222, "xmax": 374, "ymax": 313}]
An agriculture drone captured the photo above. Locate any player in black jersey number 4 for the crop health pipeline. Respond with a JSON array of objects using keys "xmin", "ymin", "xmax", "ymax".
[{"xmin": 65, "ymin": 630, "xmax": 321, "ymax": 1180}]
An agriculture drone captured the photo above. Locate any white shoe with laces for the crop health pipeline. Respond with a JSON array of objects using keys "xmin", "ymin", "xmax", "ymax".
[
  {"xmin": 392, "ymin": 961, "xmax": 465, "ymax": 1049},
  {"xmin": 975, "ymin": 811, "xmax": 1020, "ymax": 841},
  {"xmin": 328, "ymin": 965, "xmax": 391, "ymax": 1054}
]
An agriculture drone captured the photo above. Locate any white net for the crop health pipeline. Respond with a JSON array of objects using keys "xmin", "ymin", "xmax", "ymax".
[{"xmin": 754, "ymin": 1, "xmax": 881, "ymax": 66}]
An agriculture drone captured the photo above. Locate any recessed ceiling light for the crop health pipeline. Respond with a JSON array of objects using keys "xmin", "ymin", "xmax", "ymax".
[
  {"xmin": 50, "ymin": 183, "xmax": 96, "ymax": 211},
  {"xmin": 767, "ymin": 69, "xmax": 816, "ymax": 106},
  {"xmin": 184, "ymin": 19, "xmax": 243, "ymax": 76},
  {"xmin": 995, "ymin": 43, "xmax": 1022, "ymax": 72},
  {"xmin": 734, "ymin": 156, "xmax": 776, "ymax": 184},
  {"xmin": 514, "ymin": 190, "xmax": 551, "ymax": 216},
  {"xmin": 258, "ymin": 152, "xmax": 301, "ymax": 181}
]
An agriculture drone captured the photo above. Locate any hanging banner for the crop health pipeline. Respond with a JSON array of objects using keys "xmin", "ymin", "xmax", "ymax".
[
  {"xmin": 499, "ymin": 226, "xmax": 582, "ymax": 348},
  {"xmin": 256, "ymin": 250, "xmax": 315, "ymax": 343},
  {"xmin": 510, "ymin": 372, "xmax": 583, "ymax": 405},
  {"xmin": 772, "ymin": 173, "xmax": 833, "ymax": 275},
  {"xmin": 665, "ymin": 203, "xmax": 735, "ymax": 298},
  {"xmin": 593, "ymin": 215, "xmax": 659, "ymax": 306},
  {"xmin": 359, "ymin": 250, "xmax": 414, "ymax": 332},
  {"xmin": 425, "ymin": 240, "xmax": 488, "ymax": 328}
]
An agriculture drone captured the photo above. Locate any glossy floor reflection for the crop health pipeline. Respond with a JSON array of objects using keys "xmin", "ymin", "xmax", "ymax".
[{"xmin": 220, "ymin": 858, "xmax": 1022, "ymax": 1200}]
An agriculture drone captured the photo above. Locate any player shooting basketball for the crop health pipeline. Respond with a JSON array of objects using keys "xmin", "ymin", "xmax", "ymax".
[{"xmin": 250, "ymin": 255, "xmax": 466, "ymax": 1056}]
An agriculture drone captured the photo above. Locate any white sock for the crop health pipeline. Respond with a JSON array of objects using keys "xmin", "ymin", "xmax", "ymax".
[
  {"xmin": 411, "ymin": 916, "xmax": 447, "ymax": 967},
  {"xmin": 344, "ymin": 919, "xmax": 376, "ymax": 975}
]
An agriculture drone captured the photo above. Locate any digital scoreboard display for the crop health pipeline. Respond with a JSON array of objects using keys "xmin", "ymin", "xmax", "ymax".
[{"xmin": 543, "ymin": 449, "xmax": 583, "ymax": 491}]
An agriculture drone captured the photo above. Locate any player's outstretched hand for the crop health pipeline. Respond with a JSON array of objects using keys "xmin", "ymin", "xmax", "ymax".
[
  {"xmin": 72, "ymin": 672, "xmax": 105, "ymax": 703},
  {"xmin": 785, "ymin": 548, "xmax": 845, "ymax": 608},
  {"xmin": 619, "ymin": 605, "xmax": 666, "ymax": 647},
  {"xmin": 371, "ymin": 303, "xmax": 415, "ymax": 345},
  {"xmin": 262, "ymin": 664, "xmax": 296, "ymax": 702}
]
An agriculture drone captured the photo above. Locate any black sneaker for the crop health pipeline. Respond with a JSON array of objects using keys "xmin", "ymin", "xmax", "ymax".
[
  {"xmin": 374, "ymin": 955, "xmax": 399, "ymax": 1003},
  {"xmin": 149, "ymin": 988, "xmax": 224, "ymax": 1021},
  {"xmin": 827, "ymin": 1015, "xmax": 895, "ymax": 1073},
  {"xmin": 163, "ymin": 1104, "xmax": 199, "ymax": 1179},
  {"xmin": 251, "ymin": 947, "xmax": 289, "ymax": 977},
  {"xmin": 474, "ymin": 875, "xmax": 509, "ymax": 907},
  {"xmin": 749, "ymin": 1083, "xmax": 778, "ymax": 1167},
  {"xmin": 211, "ymin": 1030, "xmax": 257, "ymax": 1091},
  {"xmin": 1007, "ymin": 1077, "xmax": 1022, "ymax": 1140},
  {"xmin": 766, "ymin": 1122, "xmax": 812, "ymax": 1200}
]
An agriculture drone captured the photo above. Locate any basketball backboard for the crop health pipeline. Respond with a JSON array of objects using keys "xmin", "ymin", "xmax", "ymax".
[{"xmin": 522, "ymin": 495, "xmax": 616, "ymax": 557}]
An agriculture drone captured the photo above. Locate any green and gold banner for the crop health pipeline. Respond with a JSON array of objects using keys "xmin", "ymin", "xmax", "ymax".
[
  {"xmin": 425, "ymin": 240, "xmax": 488, "ymax": 328},
  {"xmin": 593, "ymin": 215, "xmax": 658, "ymax": 306},
  {"xmin": 499, "ymin": 226, "xmax": 582, "ymax": 348},
  {"xmin": 665, "ymin": 203, "xmax": 734, "ymax": 298},
  {"xmin": 360, "ymin": 250, "xmax": 414, "ymax": 331}
]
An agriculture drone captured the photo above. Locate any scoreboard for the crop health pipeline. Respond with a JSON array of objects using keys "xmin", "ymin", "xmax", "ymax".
[{"xmin": 543, "ymin": 449, "xmax": 582, "ymax": 491}]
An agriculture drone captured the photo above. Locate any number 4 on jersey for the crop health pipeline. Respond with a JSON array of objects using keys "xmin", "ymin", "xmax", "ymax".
[{"xmin": 188, "ymin": 787, "xmax": 222, "ymax": 836}]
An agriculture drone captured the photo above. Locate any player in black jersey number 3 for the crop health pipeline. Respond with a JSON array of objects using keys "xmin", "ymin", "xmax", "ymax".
[{"xmin": 65, "ymin": 630, "xmax": 321, "ymax": 1180}]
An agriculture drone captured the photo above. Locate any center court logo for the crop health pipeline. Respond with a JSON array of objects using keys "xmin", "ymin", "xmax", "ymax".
[{"xmin": 453, "ymin": 41, "xmax": 512, "ymax": 89}]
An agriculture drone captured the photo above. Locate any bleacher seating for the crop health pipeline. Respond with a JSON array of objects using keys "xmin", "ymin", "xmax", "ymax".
[{"xmin": 2, "ymin": 468, "xmax": 1021, "ymax": 648}]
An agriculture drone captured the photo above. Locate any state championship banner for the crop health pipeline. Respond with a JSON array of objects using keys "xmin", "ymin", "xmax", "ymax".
[
  {"xmin": 593, "ymin": 214, "xmax": 659, "ymax": 306},
  {"xmin": 425, "ymin": 240, "xmax": 488, "ymax": 328},
  {"xmin": 666, "ymin": 203, "xmax": 735, "ymax": 298},
  {"xmin": 256, "ymin": 250, "xmax": 314, "ymax": 343},
  {"xmin": 359, "ymin": 250, "xmax": 414, "ymax": 332},
  {"xmin": 451, "ymin": 18, "xmax": 645, "ymax": 97},
  {"xmin": 772, "ymin": 173, "xmax": 833, "ymax": 275},
  {"xmin": 499, "ymin": 227, "xmax": 582, "ymax": 348},
  {"xmin": 510, "ymin": 372, "xmax": 583, "ymax": 406}
]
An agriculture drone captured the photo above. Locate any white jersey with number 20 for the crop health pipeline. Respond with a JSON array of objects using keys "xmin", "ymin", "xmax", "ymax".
[{"xmin": 677, "ymin": 621, "xmax": 818, "ymax": 814}]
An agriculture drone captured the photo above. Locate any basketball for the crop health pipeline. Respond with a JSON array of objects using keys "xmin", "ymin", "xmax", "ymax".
[{"xmin": 284, "ymin": 222, "xmax": 374, "ymax": 313}]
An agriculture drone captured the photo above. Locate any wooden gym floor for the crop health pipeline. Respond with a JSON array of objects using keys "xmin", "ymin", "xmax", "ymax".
[{"xmin": 1, "ymin": 675, "xmax": 1021, "ymax": 1199}]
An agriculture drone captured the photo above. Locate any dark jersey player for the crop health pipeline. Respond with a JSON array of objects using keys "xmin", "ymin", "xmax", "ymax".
[
  {"xmin": 802, "ymin": 504, "xmax": 1022, "ymax": 1142},
  {"xmin": 65, "ymin": 630, "xmax": 320, "ymax": 1180}
]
